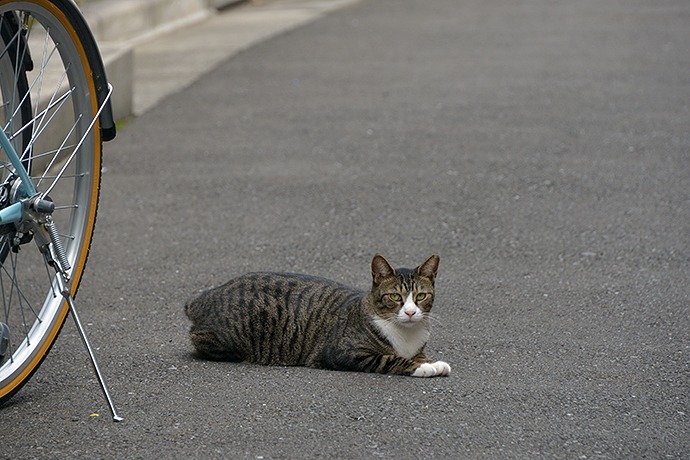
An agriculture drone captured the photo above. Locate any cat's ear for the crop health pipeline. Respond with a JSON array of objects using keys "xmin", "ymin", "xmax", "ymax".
[
  {"xmin": 371, "ymin": 253, "xmax": 395, "ymax": 286},
  {"xmin": 417, "ymin": 254, "xmax": 440, "ymax": 283}
]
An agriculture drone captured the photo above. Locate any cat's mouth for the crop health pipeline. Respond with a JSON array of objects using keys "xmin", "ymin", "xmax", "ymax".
[{"xmin": 397, "ymin": 316, "xmax": 423, "ymax": 327}]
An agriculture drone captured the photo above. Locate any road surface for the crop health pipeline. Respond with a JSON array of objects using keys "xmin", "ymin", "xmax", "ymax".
[{"xmin": 2, "ymin": 0, "xmax": 688, "ymax": 458}]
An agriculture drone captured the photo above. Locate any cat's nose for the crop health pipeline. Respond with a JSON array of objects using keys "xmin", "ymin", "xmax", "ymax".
[{"xmin": 404, "ymin": 309, "xmax": 416, "ymax": 318}]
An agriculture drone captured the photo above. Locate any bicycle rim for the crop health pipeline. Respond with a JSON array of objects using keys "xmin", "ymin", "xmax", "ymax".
[{"xmin": 0, "ymin": 0, "xmax": 101, "ymax": 404}]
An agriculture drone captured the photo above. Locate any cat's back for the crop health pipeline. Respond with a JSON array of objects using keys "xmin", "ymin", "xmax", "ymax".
[
  {"xmin": 184, "ymin": 271, "xmax": 364, "ymax": 365},
  {"xmin": 185, "ymin": 271, "xmax": 362, "ymax": 322}
]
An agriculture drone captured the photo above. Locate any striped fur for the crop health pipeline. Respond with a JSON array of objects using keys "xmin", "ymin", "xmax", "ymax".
[{"xmin": 184, "ymin": 254, "xmax": 450, "ymax": 377}]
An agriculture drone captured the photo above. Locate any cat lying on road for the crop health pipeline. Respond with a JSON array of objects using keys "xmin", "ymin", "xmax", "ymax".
[{"xmin": 185, "ymin": 254, "xmax": 450, "ymax": 378}]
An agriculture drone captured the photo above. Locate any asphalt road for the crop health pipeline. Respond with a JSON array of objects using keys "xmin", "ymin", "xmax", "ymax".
[{"xmin": 2, "ymin": 0, "xmax": 689, "ymax": 458}]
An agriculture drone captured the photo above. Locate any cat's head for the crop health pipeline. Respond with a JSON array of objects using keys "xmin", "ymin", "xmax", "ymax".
[{"xmin": 369, "ymin": 254, "xmax": 440, "ymax": 328}]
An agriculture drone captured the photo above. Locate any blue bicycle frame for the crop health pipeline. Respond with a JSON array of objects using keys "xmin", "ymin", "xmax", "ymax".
[{"xmin": 0, "ymin": 128, "xmax": 33, "ymax": 223}]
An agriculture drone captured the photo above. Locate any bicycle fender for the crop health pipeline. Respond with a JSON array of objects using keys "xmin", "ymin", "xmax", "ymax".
[{"xmin": 56, "ymin": 0, "xmax": 117, "ymax": 141}]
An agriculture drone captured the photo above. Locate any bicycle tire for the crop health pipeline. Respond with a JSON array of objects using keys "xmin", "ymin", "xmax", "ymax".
[{"xmin": 0, "ymin": 0, "xmax": 104, "ymax": 405}]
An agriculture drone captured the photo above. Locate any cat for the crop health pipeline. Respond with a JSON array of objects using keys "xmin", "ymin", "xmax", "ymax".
[{"xmin": 184, "ymin": 254, "xmax": 450, "ymax": 378}]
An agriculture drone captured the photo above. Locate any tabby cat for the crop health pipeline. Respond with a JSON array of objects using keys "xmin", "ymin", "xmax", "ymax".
[{"xmin": 184, "ymin": 254, "xmax": 450, "ymax": 377}]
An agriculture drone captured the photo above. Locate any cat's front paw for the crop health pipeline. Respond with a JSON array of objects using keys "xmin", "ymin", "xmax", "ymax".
[
  {"xmin": 432, "ymin": 361, "xmax": 451, "ymax": 376},
  {"xmin": 411, "ymin": 361, "xmax": 451, "ymax": 378}
]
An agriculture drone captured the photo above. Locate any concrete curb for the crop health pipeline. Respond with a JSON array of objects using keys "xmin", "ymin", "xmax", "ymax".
[
  {"xmin": 78, "ymin": 0, "xmax": 359, "ymax": 120},
  {"xmin": 79, "ymin": 0, "xmax": 247, "ymax": 122}
]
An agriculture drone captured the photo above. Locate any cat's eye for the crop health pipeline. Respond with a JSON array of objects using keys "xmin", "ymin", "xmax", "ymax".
[
  {"xmin": 415, "ymin": 293, "xmax": 429, "ymax": 302},
  {"xmin": 386, "ymin": 293, "xmax": 403, "ymax": 302}
]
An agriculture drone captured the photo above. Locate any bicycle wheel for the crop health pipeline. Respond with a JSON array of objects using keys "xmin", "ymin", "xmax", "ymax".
[{"xmin": 0, "ymin": 0, "xmax": 103, "ymax": 404}]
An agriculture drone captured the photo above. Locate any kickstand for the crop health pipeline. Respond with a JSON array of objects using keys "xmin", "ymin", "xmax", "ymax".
[{"xmin": 55, "ymin": 274, "xmax": 124, "ymax": 422}]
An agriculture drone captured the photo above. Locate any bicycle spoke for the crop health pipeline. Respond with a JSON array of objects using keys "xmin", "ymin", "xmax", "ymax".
[
  {"xmin": 3, "ymin": 253, "xmax": 34, "ymax": 346},
  {"xmin": 0, "ymin": 19, "xmax": 29, "ymax": 136},
  {"xmin": 32, "ymin": 172, "xmax": 83, "ymax": 181},
  {"xmin": 0, "ymin": 140, "xmax": 77, "ymax": 171},
  {"xmin": 33, "ymin": 109, "xmax": 79, "ymax": 188},
  {"xmin": 0, "ymin": 242, "xmax": 10, "ymax": 319},
  {"xmin": 3, "ymin": 251, "xmax": 40, "ymax": 323},
  {"xmin": 0, "ymin": 262, "xmax": 16, "ymax": 363},
  {"xmin": 0, "ymin": 17, "xmax": 15, "ymax": 59},
  {"xmin": 26, "ymin": 76, "xmax": 73, "ymax": 163},
  {"xmin": 7, "ymin": 88, "xmax": 72, "ymax": 143}
]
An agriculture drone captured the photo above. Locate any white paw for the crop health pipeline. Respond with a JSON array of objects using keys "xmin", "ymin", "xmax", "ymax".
[
  {"xmin": 432, "ymin": 360, "xmax": 451, "ymax": 376},
  {"xmin": 411, "ymin": 361, "xmax": 451, "ymax": 378}
]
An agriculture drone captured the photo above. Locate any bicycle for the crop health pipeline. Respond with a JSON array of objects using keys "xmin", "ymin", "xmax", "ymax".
[{"xmin": 0, "ymin": 0, "xmax": 122, "ymax": 420}]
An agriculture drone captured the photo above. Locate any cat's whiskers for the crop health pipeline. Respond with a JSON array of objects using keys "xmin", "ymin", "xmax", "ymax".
[
  {"xmin": 421, "ymin": 312, "xmax": 442, "ymax": 326},
  {"xmin": 377, "ymin": 315, "xmax": 403, "ymax": 326},
  {"xmin": 377, "ymin": 310, "xmax": 436, "ymax": 328}
]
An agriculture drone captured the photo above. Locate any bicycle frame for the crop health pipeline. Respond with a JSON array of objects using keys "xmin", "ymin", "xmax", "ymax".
[{"xmin": 0, "ymin": 130, "xmax": 35, "ymax": 223}]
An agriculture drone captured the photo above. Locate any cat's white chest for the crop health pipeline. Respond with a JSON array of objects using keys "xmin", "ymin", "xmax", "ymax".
[{"xmin": 372, "ymin": 317, "xmax": 430, "ymax": 359}]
